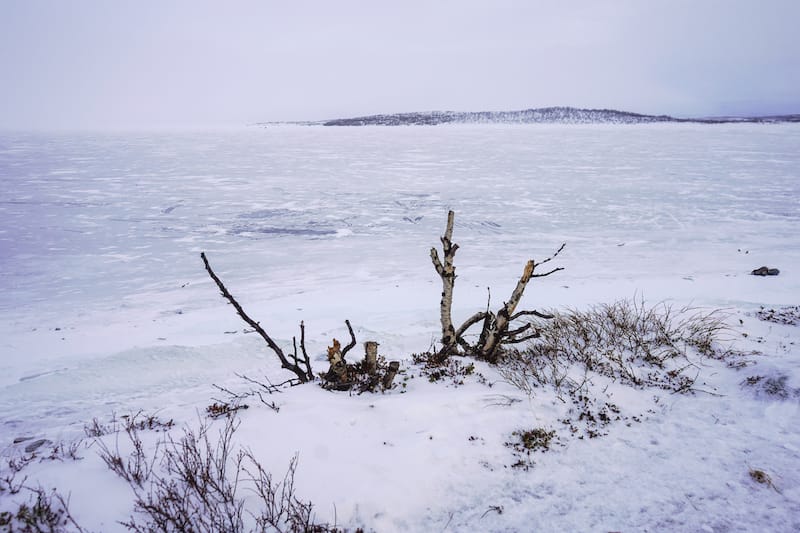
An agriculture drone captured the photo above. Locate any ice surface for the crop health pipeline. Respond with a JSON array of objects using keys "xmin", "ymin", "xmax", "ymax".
[{"xmin": 1, "ymin": 124, "xmax": 799, "ymax": 531}]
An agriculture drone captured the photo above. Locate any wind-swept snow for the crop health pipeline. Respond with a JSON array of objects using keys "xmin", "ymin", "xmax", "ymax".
[{"xmin": 1, "ymin": 124, "xmax": 799, "ymax": 531}]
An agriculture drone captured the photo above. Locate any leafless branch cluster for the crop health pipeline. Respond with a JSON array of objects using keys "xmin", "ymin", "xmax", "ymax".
[
  {"xmin": 95, "ymin": 420, "xmax": 159, "ymax": 488},
  {"xmin": 210, "ymin": 371, "xmax": 291, "ymax": 415},
  {"xmin": 203, "ymin": 210, "xmax": 557, "ymax": 389},
  {"xmin": 244, "ymin": 453, "xmax": 339, "ymax": 533},
  {"xmin": 85, "ymin": 410, "xmax": 175, "ymax": 438},
  {"xmin": 0, "ymin": 484, "xmax": 87, "ymax": 532},
  {"xmin": 1, "ymin": 453, "xmax": 87, "ymax": 532},
  {"xmin": 203, "ymin": 253, "xmax": 397, "ymax": 396},
  {"xmin": 41, "ymin": 441, "xmax": 83, "ymax": 463},
  {"xmin": 95, "ymin": 415, "xmax": 349, "ymax": 532},
  {"xmin": 1, "ymin": 458, "xmax": 29, "ymax": 497},
  {"xmin": 431, "ymin": 210, "xmax": 564, "ymax": 363}
]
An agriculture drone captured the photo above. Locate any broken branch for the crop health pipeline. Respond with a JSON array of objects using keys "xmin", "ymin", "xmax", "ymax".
[
  {"xmin": 341, "ymin": 319, "xmax": 357, "ymax": 361},
  {"xmin": 201, "ymin": 252, "xmax": 310, "ymax": 383}
]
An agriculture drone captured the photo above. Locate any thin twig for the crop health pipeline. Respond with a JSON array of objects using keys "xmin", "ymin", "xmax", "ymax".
[
  {"xmin": 510, "ymin": 309, "xmax": 555, "ymax": 320},
  {"xmin": 535, "ymin": 242, "xmax": 566, "ymax": 266}
]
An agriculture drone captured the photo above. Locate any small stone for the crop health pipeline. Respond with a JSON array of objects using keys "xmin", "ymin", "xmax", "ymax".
[
  {"xmin": 751, "ymin": 266, "xmax": 780, "ymax": 276},
  {"xmin": 13, "ymin": 436, "xmax": 34, "ymax": 444},
  {"xmin": 24, "ymin": 438, "xmax": 52, "ymax": 453}
]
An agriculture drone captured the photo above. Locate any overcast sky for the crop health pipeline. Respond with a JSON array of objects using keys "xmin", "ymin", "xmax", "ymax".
[{"xmin": 1, "ymin": 0, "xmax": 798, "ymax": 130}]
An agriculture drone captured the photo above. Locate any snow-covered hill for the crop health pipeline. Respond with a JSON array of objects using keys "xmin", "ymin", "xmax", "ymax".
[
  {"xmin": 280, "ymin": 107, "xmax": 800, "ymax": 126},
  {"xmin": 322, "ymin": 107, "xmax": 679, "ymax": 126}
]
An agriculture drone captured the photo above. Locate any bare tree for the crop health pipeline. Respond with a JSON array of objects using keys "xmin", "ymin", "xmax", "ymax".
[{"xmin": 431, "ymin": 211, "xmax": 564, "ymax": 363}]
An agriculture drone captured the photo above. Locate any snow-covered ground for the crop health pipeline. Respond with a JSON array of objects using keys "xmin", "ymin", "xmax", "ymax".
[{"xmin": 1, "ymin": 124, "xmax": 799, "ymax": 531}]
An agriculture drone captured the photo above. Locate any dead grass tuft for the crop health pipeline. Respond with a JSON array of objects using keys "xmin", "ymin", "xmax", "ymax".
[
  {"xmin": 749, "ymin": 468, "xmax": 781, "ymax": 493},
  {"xmin": 755, "ymin": 305, "xmax": 800, "ymax": 326},
  {"xmin": 497, "ymin": 298, "xmax": 736, "ymax": 443},
  {"xmin": 504, "ymin": 427, "xmax": 557, "ymax": 470},
  {"xmin": 500, "ymin": 298, "xmax": 733, "ymax": 396},
  {"xmin": 411, "ymin": 352, "xmax": 488, "ymax": 387},
  {"xmin": 0, "ymin": 486, "xmax": 87, "ymax": 532}
]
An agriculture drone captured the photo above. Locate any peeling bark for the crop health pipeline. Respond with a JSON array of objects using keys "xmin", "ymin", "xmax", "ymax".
[
  {"xmin": 478, "ymin": 260, "xmax": 536, "ymax": 362},
  {"xmin": 325, "ymin": 338, "xmax": 350, "ymax": 389},
  {"xmin": 364, "ymin": 341, "xmax": 379, "ymax": 374},
  {"xmin": 382, "ymin": 361, "xmax": 400, "ymax": 389},
  {"xmin": 431, "ymin": 210, "xmax": 460, "ymax": 355}
]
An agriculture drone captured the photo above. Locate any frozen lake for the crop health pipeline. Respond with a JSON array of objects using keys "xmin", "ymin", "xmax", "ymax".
[{"xmin": 1, "ymin": 123, "xmax": 799, "ymax": 445}]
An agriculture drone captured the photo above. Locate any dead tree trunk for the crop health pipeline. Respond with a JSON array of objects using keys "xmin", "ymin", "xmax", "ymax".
[
  {"xmin": 477, "ymin": 260, "xmax": 534, "ymax": 362},
  {"xmin": 430, "ymin": 212, "xmax": 564, "ymax": 363},
  {"xmin": 430, "ymin": 210, "xmax": 460, "ymax": 357}
]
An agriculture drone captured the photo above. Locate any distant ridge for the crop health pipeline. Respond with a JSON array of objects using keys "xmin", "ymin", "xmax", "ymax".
[
  {"xmin": 323, "ymin": 107, "xmax": 677, "ymax": 126},
  {"xmin": 258, "ymin": 107, "xmax": 800, "ymax": 126}
]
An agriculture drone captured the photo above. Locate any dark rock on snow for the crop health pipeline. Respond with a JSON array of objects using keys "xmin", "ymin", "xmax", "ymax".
[
  {"xmin": 751, "ymin": 266, "xmax": 780, "ymax": 276},
  {"xmin": 24, "ymin": 438, "xmax": 52, "ymax": 453}
]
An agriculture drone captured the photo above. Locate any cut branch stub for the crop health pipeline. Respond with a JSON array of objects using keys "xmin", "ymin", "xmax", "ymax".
[
  {"xmin": 327, "ymin": 339, "xmax": 343, "ymax": 365},
  {"xmin": 201, "ymin": 252, "xmax": 311, "ymax": 383},
  {"xmin": 364, "ymin": 341, "xmax": 379, "ymax": 374},
  {"xmin": 325, "ymin": 338, "xmax": 350, "ymax": 389},
  {"xmin": 382, "ymin": 361, "xmax": 400, "ymax": 389},
  {"xmin": 322, "ymin": 320, "xmax": 360, "ymax": 389}
]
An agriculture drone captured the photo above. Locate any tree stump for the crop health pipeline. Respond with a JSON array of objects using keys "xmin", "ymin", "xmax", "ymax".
[
  {"xmin": 382, "ymin": 361, "xmax": 400, "ymax": 389},
  {"xmin": 325, "ymin": 339, "xmax": 350, "ymax": 389},
  {"xmin": 364, "ymin": 341, "xmax": 379, "ymax": 374}
]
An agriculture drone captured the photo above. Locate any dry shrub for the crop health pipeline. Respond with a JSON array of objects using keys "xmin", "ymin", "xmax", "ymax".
[
  {"xmin": 85, "ymin": 410, "xmax": 174, "ymax": 438},
  {"xmin": 499, "ymin": 298, "xmax": 732, "ymax": 396},
  {"xmin": 741, "ymin": 373, "xmax": 800, "ymax": 401},
  {"xmin": 207, "ymin": 401, "xmax": 251, "ymax": 419},
  {"xmin": 411, "ymin": 352, "xmax": 477, "ymax": 387},
  {"xmin": 504, "ymin": 428, "xmax": 557, "ymax": 470},
  {"xmin": 749, "ymin": 468, "xmax": 781, "ymax": 493},
  {"xmin": 755, "ymin": 305, "xmax": 800, "ymax": 326},
  {"xmin": 0, "ymin": 453, "xmax": 87, "ymax": 532},
  {"xmin": 0, "ymin": 485, "xmax": 87, "ymax": 532},
  {"xmin": 96, "ymin": 415, "xmax": 352, "ymax": 532}
]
